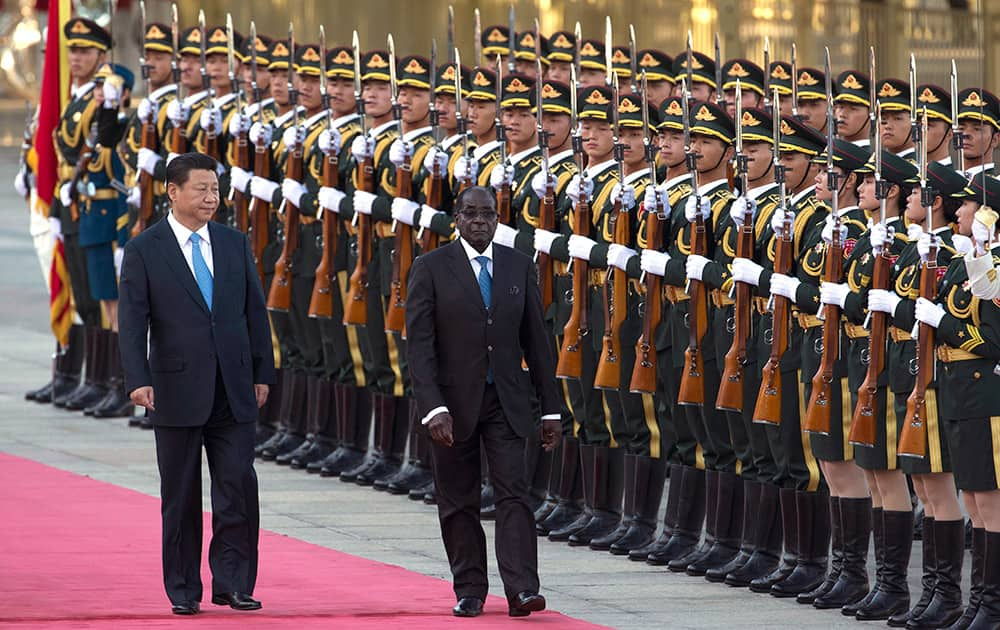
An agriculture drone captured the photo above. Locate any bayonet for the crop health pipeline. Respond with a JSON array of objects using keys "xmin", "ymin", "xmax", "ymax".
[
  {"xmin": 909, "ymin": 53, "xmax": 919, "ymax": 143},
  {"xmin": 571, "ymin": 62, "xmax": 583, "ymax": 175},
  {"xmin": 629, "ymin": 24, "xmax": 638, "ymax": 94},
  {"xmin": 227, "ymin": 14, "xmax": 241, "ymax": 114},
  {"xmin": 249, "ymin": 21, "xmax": 260, "ymax": 107},
  {"xmin": 388, "ymin": 34, "xmax": 402, "ymax": 138},
  {"xmin": 604, "ymin": 16, "xmax": 613, "ymax": 87},
  {"xmin": 641, "ymin": 71, "xmax": 657, "ymax": 191},
  {"xmin": 288, "ymin": 22, "xmax": 298, "ymax": 131},
  {"xmin": 869, "ymin": 46, "xmax": 877, "ymax": 145},
  {"xmin": 320, "ymin": 25, "xmax": 331, "ymax": 131},
  {"xmin": 685, "ymin": 31, "xmax": 695, "ymax": 106},
  {"xmin": 762, "ymin": 37, "xmax": 771, "ymax": 114},
  {"xmin": 950, "ymin": 59, "xmax": 964, "ymax": 171},
  {"xmin": 198, "ymin": 10, "xmax": 210, "ymax": 97},
  {"xmin": 496, "ymin": 53, "xmax": 507, "ymax": 166},
  {"xmin": 353, "ymin": 30, "xmax": 366, "ymax": 136},
  {"xmin": 791, "ymin": 43, "xmax": 799, "ymax": 119},
  {"xmin": 430, "ymin": 38, "xmax": 439, "ymax": 145},
  {"xmin": 612, "ymin": 72, "xmax": 624, "ymax": 183},
  {"xmin": 139, "ymin": 1, "xmax": 151, "ymax": 98},
  {"xmin": 573, "ymin": 21, "xmax": 582, "ymax": 81},
  {"xmin": 171, "ymin": 3, "xmax": 183, "ymax": 100},
  {"xmin": 455, "ymin": 47, "xmax": 468, "ymax": 159},
  {"xmin": 921, "ymin": 107, "xmax": 932, "ymax": 234},
  {"xmin": 714, "ymin": 33, "xmax": 723, "ymax": 107},
  {"xmin": 447, "ymin": 5, "xmax": 455, "ymax": 64},
  {"xmin": 536, "ymin": 18, "xmax": 547, "ymax": 176},
  {"xmin": 474, "ymin": 8, "xmax": 482, "ymax": 68},
  {"xmin": 508, "ymin": 3, "xmax": 516, "ymax": 74}
]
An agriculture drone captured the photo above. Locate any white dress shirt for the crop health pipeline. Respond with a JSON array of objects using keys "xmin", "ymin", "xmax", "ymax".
[{"xmin": 167, "ymin": 212, "xmax": 214, "ymax": 278}]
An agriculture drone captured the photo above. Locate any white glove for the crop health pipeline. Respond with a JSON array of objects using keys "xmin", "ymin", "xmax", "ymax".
[
  {"xmin": 418, "ymin": 206, "xmax": 446, "ymax": 229},
  {"xmin": 820, "ymin": 281, "xmax": 850, "ymax": 308},
  {"xmin": 281, "ymin": 178, "xmax": 306, "ymax": 208},
  {"xmin": 643, "ymin": 185, "xmax": 667, "ymax": 213},
  {"xmin": 318, "ymin": 187, "xmax": 345, "ymax": 214},
  {"xmin": 534, "ymin": 228, "xmax": 559, "ymax": 254},
  {"xmin": 952, "ymin": 234, "xmax": 973, "ymax": 256},
  {"xmin": 973, "ymin": 216, "xmax": 992, "ymax": 255},
  {"xmin": 351, "ymin": 134, "xmax": 374, "ymax": 161},
  {"xmin": 770, "ymin": 208, "xmax": 792, "ymax": 235},
  {"xmin": 244, "ymin": 102, "xmax": 263, "ymax": 119},
  {"xmin": 611, "ymin": 183, "xmax": 637, "ymax": 209},
  {"xmin": 914, "ymin": 297, "xmax": 945, "ymax": 328},
  {"xmin": 531, "ymin": 170, "xmax": 556, "ymax": 199},
  {"xmin": 607, "ymin": 244, "xmax": 638, "ymax": 271},
  {"xmin": 249, "ymin": 176, "xmax": 279, "ymax": 203},
  {"xmin": 489, "ymin": 163, "xmax": 514, "ymax": 191},
  {"xmin": 165, "ymin": 99, "xmax": 191, "ymax": 127},
  {"xmin": 388, "ymin": 139, "xmax": 412, "ymax": 167},
  {"xmin": 686, "ymin": 254, "xmax": 711, "ymax": 281},
  {"xmin": 126, "ymin": 186, "xmax": 141, "ymax": 208},
  {"xmin": 282, "ymin": 125, "xmax": 305, "ymax": 151},
  {"xmin": 230, "ymin": 166, "xmax": 253, "ymax": 194},
  {"xmin": 422, "ymin": 146, "xmax": 449, "ymax": 176},
  {"xmin": 228, "ymin": 113, "xmax": 251, "ymax": 137},
  {"xmin": 137, "ymin": 97, "xmax": 157, "ymax": 124},
  {"xmin": 907, "ymin": 222, "xmax": 924, "ymax": 242},
  {"xmin": 101, "ymin": 80, "xmax": 120, "ymax": 108},
  {"xmin": 48, "ymin": 216, "xmax": 62, "ymax": 241},
  {"xmin": 199, "ymin": 107, "xmax": 223, "ymax": 135},
  {"xmin": 113, "ymin": 247, "xmax": 124, "ymax": 277},
  {"xmin": 454, "ymin": 155, "xmax": 478, "ymax": 182},
  {"xmin": 730, "ymin": 196, "xmax": 756, "ymax": 226},
  {"xmin": 684, "ymin": 195, "xmax": 711, "ymax": 222},
  {"xmin": 353, "ymin": 190, "xmax": 375, "ymax": 216},
  {"xmin": 59, "ymin": 182, "xmax": 72, "ymax": 207},
  {"xmin": 137, "ymin": 147, "xmax": 162, "ymax": 176},
  {"xmin": 770, "ymin": 273, "xmax": 801, "ymax": 300},
  {"xmin": 640, "ymin": 249, "xmax": 670, "ymax": 276},
  {"xmin": 566, "ymin": 174, "xmax": 593, "ymax": 205},
  {"xmin": 318, "ymin": 128, "xmax": 342, "ymax": 155},
  {"xmin": 917, "ymin": 232, "xmax": 941, "ymax": 262},
  {"xmin": 249, "ymin": 122, "xmax": 273, "ymax": 147},
  {"xmin": 731, "ymin": 257, "xmax": 764, "ymax": 286},
  {"xmin": 391, "ymin": 197, "xmax": 420, "ymax": 226},
  {"xmin": 166, "ymin": 151, "xmax": 179, "ymax": 165},
  {"xmin": 568, "ymin": 234, "xmax": 598, "ymax": 261},
  {"xmin": 493, "ymin": 223, "xmax": 518, "ymax": 248},
  {"xmin": 868, "ymin": 289, "xmax": 902, "ymax": 315},
  {"xmin": 870, "ymin": 222, "xmax": 893, "ymax": 252},
  {"xmin": 13, "ymin": 168, "xmax": 28, "ymax": 198},
  {"xmin": 821, "ymin": 215, "xmax": 848, "ymax": 244}
]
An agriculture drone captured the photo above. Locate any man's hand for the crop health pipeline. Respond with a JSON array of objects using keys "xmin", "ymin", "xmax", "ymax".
[
  {"xmin": 254, "ymin": 384, "xmax": 269, "ymax": 408},
  {"xmin": 130, "ymin": 386, "xmax": 155, "ymax": 411},
  {"xmin": 427, "ymin": 411, "xmax": 454, "ymax": 447},
  {"xmin": 540, "ymin": 419, "xmax": 561, "ymax": 451}
]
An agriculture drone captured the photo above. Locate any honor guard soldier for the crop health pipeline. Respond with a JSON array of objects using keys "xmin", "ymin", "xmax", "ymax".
[
  {"xmin": 545, "ymin": 31, "xmax": 575, "ymax": 85},
  {"xmin": 489, "ymin": 73, "xmax": 541, "ymax": 236},
  {"xmin": 721, "ymin": 59, "xmax": 765, "ymax": 119},
  {"xmin": 877, "ymin": 78, "xmax": 916, "ymax": 161},
  {"xmin": 917, "ymin": 84, "xmax": 954, "ymax": 165},
  {"xmin": 610, "ymin": 46, "xmax": 632, "ymax": 94},
  {"xmin": 768, "ymin": 61, "xmax": 795, "ymax": 118},
  {"xmin": 956, "ymin": 88, "xmax": 1000, "ymax": 178},
  {"xmin": 239, "ymin": 33, "xmax": 274, "ymax": 111},
  {"xmin": 833, "ymin": 70, "xmax": 873, "ymax": 146},
  {"xmin": 480, "ymin": 23, "xmax": 511, "ymax": 68},
  {"xmin": 513, "ymin": 31, "xmax": 547, "ymax": 79},
  {"xmin": 635, "ymin": 50, "xmax": 674, "ymax": 110},
  {"xmin": 671, "ymin": 50, "xmax": 716, "ymax": 102},
  {"xmin": 577, "ymin": 39, "xmax": 608, "ymax": 88},
  {"xmin": 795, "ymin": 66, "xmax": 828, "ymax": 134},
  {"xmin": 455, "ymin": 67, "xmax": 500, "ymax": 190},
  {"xmin": 163, "ymin": 24, "xmax": 212, "ymax": 163}
]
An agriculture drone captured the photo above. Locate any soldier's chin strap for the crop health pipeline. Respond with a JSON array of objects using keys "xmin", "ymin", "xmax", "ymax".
[{"xmin": 791, "ymin": 160, "xmax": 814, "ymax": 193}]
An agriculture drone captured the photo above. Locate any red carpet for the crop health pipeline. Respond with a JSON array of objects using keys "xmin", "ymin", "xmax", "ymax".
[{"xmin": 0, "ymin": 453, "xmax": 604, "ymax": 629}]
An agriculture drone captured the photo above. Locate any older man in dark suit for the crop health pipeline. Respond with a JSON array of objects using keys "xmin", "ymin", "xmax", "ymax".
[
  {"xmin": 118, "ymin": 152, "xmax": 275, "ymax": 615},
  {"xmin": 405, "ymin": 186, "xmax": 562, "ymax": 618}
]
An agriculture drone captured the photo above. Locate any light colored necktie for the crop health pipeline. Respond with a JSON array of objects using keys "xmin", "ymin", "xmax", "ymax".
[
  {"xmin": 189, "ymin": 232, "xmax": 213, "ymax": 309},
  {"xmin": 475, "ymin": 256, "xmax": 493, "ymax": 384}
]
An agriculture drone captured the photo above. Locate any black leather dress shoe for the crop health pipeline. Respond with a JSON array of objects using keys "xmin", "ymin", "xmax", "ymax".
[
  {"xmin": 211, "ymin": 592, "xmax": 262, "ymax": 610},
  {"xmin": 452, "ymin": 597, "xmax": 484, "ymax": 617},
  {"xmin": 509, "ymin": 591, "xmax": 546, "ymax": 617},
  {"xmin": 171, "ymin": 601, "xmax": 199, "ymax": 615}
]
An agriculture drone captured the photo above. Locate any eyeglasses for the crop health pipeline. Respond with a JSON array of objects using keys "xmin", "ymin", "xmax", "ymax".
[{"xmin": 459, "ymin": 210, "xmax": 499, "ymax": 221}]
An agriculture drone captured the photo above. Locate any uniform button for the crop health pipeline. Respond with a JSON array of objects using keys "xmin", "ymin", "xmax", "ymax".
[
  {"xmin": 487, "ymin": 318, "xmax": 493, "ymax": 325},
  {"xmin": 487, "ymin": 345, "xmax": 493, "ymax": 352},
  {"xmin": 974, "ymin": 371, "xmax": 981, "ymax": 380}
]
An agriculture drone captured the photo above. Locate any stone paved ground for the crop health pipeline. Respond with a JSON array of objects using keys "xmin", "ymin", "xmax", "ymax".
[{"xmin": 0, "ymin": 148, "xmax": 946, "ymax": 628}]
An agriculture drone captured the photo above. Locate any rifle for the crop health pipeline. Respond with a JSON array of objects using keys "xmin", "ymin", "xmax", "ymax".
[
  {"xmin": 344, "ymin": 30, "xmax": 373, "ymax": 327},
  {"xmin": 419, "ymin": 41, "xmax": 444, "ymax": 252},
  {"xmin": 474, "ymin": 8, "xmax": 482, "ymax": 68},
  {"xmin": 790, "ymin": 43, "xmax": 799, "ymax": 121},
  {"xmin": 899, "ymin": 107, "xmax": 934, "ymax": 459},
  {"xmin": 849, "ymin": 101, "xmax": 889, "ymax": 446},
  {"xmin": 507, "ymin": 4, "xmax": 516, "ymax": 74},
  {"xmin": 869, "ymin": 47, "xmax": 878, "ymax": 146},
  {"xmin": 535, "ymin": 18, "xmax": 555, "ymax": 314},
  {"xmin": 804, "ymin": 49, "xmax": 842, "ymax": 435},
  {"xmin": 630, "ymin": 70, "xmax": 664, "ymax": 394},
  {"xmin": 717, "ymin": 79, "xmax": 753, "ymax": 411},
  {"xmin": 453, "ymin": 47, "xmax": 473, "ymax": 193},
  {"xmin": 678, "ymin": 32, "xmax": 708, "ymax": 407},
  {"xmin": 247, "ymin": 20, "xmax": 269, "ymax": 283},
  {"xmin": 556, "ymin": 62, "xmax": 588, "ymax": 380},
  {"xmin": 762, "ymin": 37, "xmax": 771, "ymax": 114},
  {"xmin": 266, "ymin": 22, "xmax": 300, "ymax": 313},
  {"xmin": 385, "ymin": 34, "xmax": 414, "ymax": 336},
  {"xmin": 227, "ymin": 13, "xmax": 250, "ymax": 234},
  {"xmin": 950, "ymin": 60, "xmax": 965, "ymax": 172},
  {"xmin": 595, "ymin": 73, "xmax": 627, "ymax": 390},
  {"xmin": 68, "ymin": 125, "xmax": 100, "ymax": 222},
  {"xmin": 495, "ymin": 53, "xmax": 512, "ymax": 224},
  {"xmin": 309, "ymin": 25, "xmax": 339, "ymax": 320},
  {"xmin": 753, "ymin": 87, "xmax": 791, "ymax": 425},
  {"xmin": 198, "ymin": 10, "xmax": 219, "ymax": 161},
  {"xmin": 131, "ymin": 0, "xmax": 155, "ymax": 238},
  {"xmin": 169, "ymin": 3, "xmax": 187, "ymax": 154}
]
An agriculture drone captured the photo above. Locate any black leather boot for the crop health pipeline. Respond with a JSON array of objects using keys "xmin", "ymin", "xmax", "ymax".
[
  {"xmin": 409, "ymin": 479, "xmax": 434, "ymax": 501},
  {"xmin": 890, "ymin": 516, "xmax": 936, "ymax": 627},
  {"xmin": 611, "ymin": 456, "xmax": 666, "ymax": 555},
  {"xmin": 317, "ymin": 384, "xmax": 370, "ymax": 476},
  {"xmin": 538, "ymin": 436, "xmax": 583, "ymax": 536},
  {"xmin": 907, "ymin": 518, "xmax": 964, "ymax": 629},
  {"xmin": 668, "ymin": 468, "xmax": 718, "ymax": 572},
  {"xmin": 569, "ymin": 446, "xmax": 624, "ymax": 547},
  {"xmin": 771, "ymin": 490, "xmax": 830, "ymax": 597},
  {"xmin": 963, "ymin": 530, "xmax": 1000, "ymax": 629},
  {"xmin": 589, "ymin": 452, "xmax": 635, "ymax": 551},
  {"xmin": 357, "ymin": 395, "xmax": 407, "ymax": 486},
  {"xmin": 707, "ymin": 479, "xmax": 759, "ymax": 582},
  {"xmin": 65, "ymin": 327, "xmax": 109, "ymax": 411},
  {"xmin": 533, "ymin": 438, "xmax": 561, "ymax": 524},
  {"xmin": 798, "ymin": 496, "xmax": 842, "ymax": 604},
  {"xmin": 279, "ymin": 375, "xmax": 322, "ymax": 465},
  {"xmin": 255, "ymin": 369, "xmax": 282, "ymax": 446},
  {"xmin": 946, "ymin": 527, "xmax": 984, "ymax": 630},
  {"xmin": 290, "ymin": 377, "xmax": 336, "ymax": 469},
  {"xmin": 855, "ymin": 509, "xmax": 912, "ymax": 620},
  {"xmin": 385, "ymin": 400, "xmax": 432, "ymax": 494},
  {"xmin": 814, "ymin": 497, "xmax": 871, "ymax": 609},
  {"xmin": 30, "ymin": 325, "xmax": 84, "ymax": 403},
  {"xmin": 343, "ymin": 393, "xmax": 397, "ymax": 483},
  {"xmin": 687, "ymin": 470, "xmax": 743, "ymax": 576},
  {"xmin": 843, "ymin": 505, "xmax": 884, "ymax": 615},
  {"xmin": 631, "ymin": 462, "xmax": 682, "ymax": 562},
  {"xmin": 549, "ymin": 443, "xmax": 594, "ymax": 542},
  {"xmin": 260, "ymin": 370, "xmax": 308, "ymax": 461},
  {"xmin": 647, "ymin": 465, "xmax": 705, "ymax": 566},
  {"xmin": 726, "ymin": 481, "xmax": 782, "ymax": 587},
  {"xmin": 91, "ymin": 332, "xmax": 135, "ymax": 418},
  {"xmin": 751, "ymin": 487, "xmax": 798, "ymax": 592}
]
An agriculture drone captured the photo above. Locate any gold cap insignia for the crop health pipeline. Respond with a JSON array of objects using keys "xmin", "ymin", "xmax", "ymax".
[
  {"xmin": 272, "ymin": 42, "xmax": 289, "ymax": 57},
  {"xmin": 332, "ymin": 50, "xmax": 353, "ymax": 65},
  {"xmin": 664, "ymin": 100, "xmax": 684, "ymax": 116},
  {"xmin": 187, "ymin": 29, "xmax": 202, "ymax": 43},
  {"xmin": 552, "ymin": 34, "xmax": 571, "ymax": 49},
  {"xmin": 403, "ymin": 58, "xmax": 427, "ymax": 74},
  {"xmin": 619, "ymin": 98, "xmax": 641, "ymax": 113},
  {"xmin": 70, "ymin": 20, "xmax": 91, "ymax": 34},
  {"xmin": 585, "ymin": 89, "xmax": 610, "ymax": 105},
  {"xmin": 255, "ymin": 38, "xmax": 269, "ymax": 53},
  {"xmin": 771, "ymin": 65, "xmax": 791, "ymax": 81},
  {"xmin": 684, "ymin": 54, "xmax": 703, "ymax": 70},
  {"xmin": 798, "ymin": 71, "xmax": 819, "ymax": 86},
  {"xmin": 368, "ymin": 53, "xmax": 389, "ymax": 68},
  {"xmin": 639, "ymin": 52, "xmax": 659, "ymax": 68},
  {"xmin": 963, "ymin": 91, "xmax": 984, "ymax": 107},
  {"xmin": 487, "ymin": 28, "xmax": 507, "ymax": 43},
  {"xmin": 302, "ymin": 47, "xmax": 321, "ymax": 63},
  {"xmin": 520, "ymin": 33, "xmax": 535, "ymax": 48},
  {"xmin": 611, "ymin": 49, "xmax": 630, "ymax": 64},
  {"xmin": 473, "ymin": 71, "xmax": 492, "ymax": 87},
  {"xmin": 841, "ymin": 74, "xmax": 864, "ymax": 90},
  {"xmin": 741, "ymin": 111, "xmax": 762, "ymax": 126},
  {"xmin": 209, "ymin": 29, "xmax": 228, "ymax": 44},
  {"xmin": 146, "ymin": 25, "xmax": 166, "ymax": 40},
  {"xmin": 878, "ymin": 82, "xmax": 902, "ymax": 98},
  {"xmin": 580, "ymin": 42, "xmax": 600, "ymax": 57},
  {"xmin": 441, "ymin": 65, "xmax": 456, "ymax": 81},
  {"xmin": 918, "ymin": 87, "xmax": 941, "ymax": 104},
  {"xmin": 694, "ymin": 105, "xmax": 716, "ymax": 122},
  {"xmin": 727, "ymin": 62, "xmax": 749, "ymax": 78},
  {"xmin": 541, "ymin": 83, "xmax": 562, "ymax": 99},
  {"xmin": 781, "ymin": 119, "xmax": 795, "ymax": 135},
  {"xmin": 506, "ymin": 77, "xmax": 530, "ymax": 93}
]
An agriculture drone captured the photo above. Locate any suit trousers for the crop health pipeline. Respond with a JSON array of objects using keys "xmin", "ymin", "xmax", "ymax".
[
  {"xmin": 430, "ymin": 383, "xmax": 539, "ymax": 602},
  {"xmin": 152, "ymin": 367, "xmax": 260, "ymax": 604}
]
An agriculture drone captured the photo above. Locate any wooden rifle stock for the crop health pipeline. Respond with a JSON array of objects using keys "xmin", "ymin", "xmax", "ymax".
[
  {"xmin": 170, "ymin": 121, "xmax": 187, "ymax": 155},
  {"xmin": 849, "ymin": 249, "xmax": 891, "ymax": 446},
  {"xmin": 804, "ymin": 226, "xmax": 844, "ymax": 434},
  {"xmin": 249, "ymin": 143, "xmax": 271, "ymax": 284},
  {"xmin": 344, "ymin": 156, "xmax": 374, "ymax": 326},
  {"xmin": 419, "ymin": 161, "xmax": 443, "ymax": 252},
  {"xmin": 595, "ymin": 201, "xmax": 629, "ymax": 390},
  {"xmin": 308, "ymin": 149, "xmax": 340, "ymax": 319},
  {"xmin": 68, "ymin": 126, "xmax": 99, "ymax": 222},
  {"xmin": 233, "ymin": 129, "xmax": 251, "ymax": 233},
  {"xmin": 898, "ymin": 249, "xmax": 937, "ymax": 458},
  {"xmin": 556, "ymin": 198, "xmax": 590, "ymax": 379},
  {"xmin": 630, "ymin": 209, "xmax": 663, "ymax": 394},
  {"xmin": 498, "ymin": 180, "xmax": 512, "ymax": 225},
  {"xmin": 678, "ymin": 212, "xmax": 709, "ymax": 406},
  {"xmin": 717, "ymin": 220, "xmax": 754, "ymax": 411},
  {"xmin": 754, "ymin": 216, "xmax": 792, "ymax": 425},
  {"xmin": 537, "ymin": 178, "xmax": 556, "ymax": 313},
  {"xmin": 131, "ymin": 118, "xmax": 157, "ymax": 237},
  {"xmin": 266, "ymin": 143, "xmax": 303, "ymax": 312},
  {"xmin": 385, "ymin": 157, "xmax": 414, "ymax": 335}
]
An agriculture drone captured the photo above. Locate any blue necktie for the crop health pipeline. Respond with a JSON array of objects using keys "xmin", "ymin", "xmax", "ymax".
[
  {"xmin": 189, "ymin": 232, "xmax": 213, "ymax": 310},
  {"xmin": 475, "ymin": 256, "xmax": 493, "ymax": 384}
]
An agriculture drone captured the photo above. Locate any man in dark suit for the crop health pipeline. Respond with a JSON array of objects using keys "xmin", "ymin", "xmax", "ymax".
[
  {"xmin": 118, "ymin": 152, "xmax": 275, "ymax": 615},
  {"xmin": 405, "ymin": 186, "xmax": 562, "ymax": 618}
]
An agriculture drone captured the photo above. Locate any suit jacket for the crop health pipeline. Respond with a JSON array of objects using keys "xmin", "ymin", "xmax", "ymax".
[
  {"xmin": 118, "ymin": 217, "xmax": 276, "ymax": 427},
  {"xmin": 405, "ymin": 240, "xmax": 561, "ymax": 442}
]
